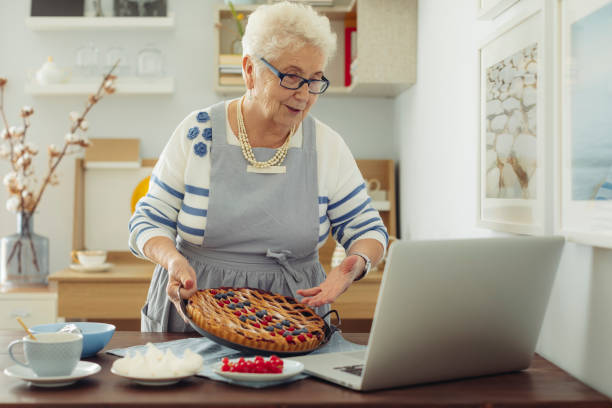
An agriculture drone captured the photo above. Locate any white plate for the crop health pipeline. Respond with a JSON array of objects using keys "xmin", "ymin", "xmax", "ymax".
[
  {"xmin": 3, "ymin": 361, "xmax": 101, "ymax": 387},
  {"xmin": 110, "ymin": 367, "xmax": 197, "ymax": 386},
  {"xmin": 69, "ymin": 263, "xmax": 112, "ymax": 272},
  {"xmin": 213, "ymin": 358, "xmax": 304, "ymax": 382}
]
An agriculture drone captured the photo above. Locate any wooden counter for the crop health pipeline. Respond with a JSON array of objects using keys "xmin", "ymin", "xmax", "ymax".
[
  {"xmin": 1, "ymin": 330, "xmax": 611, "ymax": 407},
  {"xmin": 48, "ymin": 260, "xmax": 381, "ymax": 332},
  {"xmin": 48, "ymin": 262, "xmax": 153, "ymax": 327}
]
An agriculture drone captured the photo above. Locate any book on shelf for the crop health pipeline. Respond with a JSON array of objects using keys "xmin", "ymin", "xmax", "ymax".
[
  {"xmin": 270, "ymin": 0, "xmax": 334, "ymax": 5},
  {"xmin": 219, "ymin": 65, "xmax": 242, "ymax": 75},
  {"xmin": 219, "ymin": 54, "xmax": 243, "ymax": 66},
  {"xmin": 219, "ymin": 74, "xmax": 244, "ymax": 86}
]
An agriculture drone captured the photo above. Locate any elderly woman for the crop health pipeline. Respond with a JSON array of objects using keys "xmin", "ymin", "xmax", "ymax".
[{"xmin": 129, "ymin": 1, "xmax": 388, "ymax": 332}]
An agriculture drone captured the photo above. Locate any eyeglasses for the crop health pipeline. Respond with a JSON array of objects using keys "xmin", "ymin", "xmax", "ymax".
[{"xmin": 259, "ymin": 57, "xmax": 329, "ymax": 94}]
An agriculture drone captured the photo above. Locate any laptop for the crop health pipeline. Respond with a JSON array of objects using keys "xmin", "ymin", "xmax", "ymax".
[{"xmin": 289, "ymin": 236, "xmax": 564, "ymax": 391}]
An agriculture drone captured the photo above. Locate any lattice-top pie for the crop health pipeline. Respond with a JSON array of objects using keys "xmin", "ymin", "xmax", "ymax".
[{"xmin": 186, "ymin": 287, "xmax": 326, "ymax": 353}]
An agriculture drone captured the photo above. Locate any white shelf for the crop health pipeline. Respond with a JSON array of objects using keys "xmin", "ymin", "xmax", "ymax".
[
  {"xmin": 214, "ymin": 84, "xmax": 353, "ymax": 97},
  {"xmin": 219, "ymin": 0, "xmax": 355, "ymax": 17},
  {"xmin": 25, "ymin": 13, "xmax": 175, "ymax": 31},
  {"xmin": 84, "ymin": 161, "xmax": 142, "ymax": 170},
  {"xmin": 25, "ymin": 77, "xmax": 174, "ymax": 96},
  {"xmin": 371, "ymin": 201, "xmax": 391, "ymax": 211}
]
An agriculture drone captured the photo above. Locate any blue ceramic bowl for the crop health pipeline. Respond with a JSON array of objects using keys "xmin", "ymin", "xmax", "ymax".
[{"xmin": 30, "ymin": 322, "xmax": 116, "ymax": 358}]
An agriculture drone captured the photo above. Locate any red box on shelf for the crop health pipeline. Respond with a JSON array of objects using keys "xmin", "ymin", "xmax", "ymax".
[{"xmin": 344, "ymin": 26, "xmax": 356, "ymax": 87}]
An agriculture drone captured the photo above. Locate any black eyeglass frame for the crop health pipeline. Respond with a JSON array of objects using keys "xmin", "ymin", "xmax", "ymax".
[{"xmin": 259, "ymin": 57, "xmax": 329, "ymax": 94}]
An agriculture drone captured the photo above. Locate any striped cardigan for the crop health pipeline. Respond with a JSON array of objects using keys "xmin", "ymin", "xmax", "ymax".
[{"xmin": 128, "ymin": 106, "xmax": 388, "ymax": 273}]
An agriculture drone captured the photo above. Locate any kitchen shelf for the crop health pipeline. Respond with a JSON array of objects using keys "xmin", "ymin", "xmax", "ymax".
[
  {"xmin": 214, "ymin": 0, "xmax": 416, "ymax": 97},
  {"xmin": 214, "ymin": 84, "xmax": 353, "ymax": 96},
  {"xmin": 319, "ymin": 159, "xmax": 397, "ymax": 269},
  {"xmin": 25, "ymin": 77, "xmax": 174, "ymax": 96},
  {"xmin": 25, "ymin": 13, "xmax": 175, "ymax": 31},
  {"xmin": 371, "ymin": 200, "xmax": 391, "ymax": 211},
  {"xmin": 218, "ymin": 0, "xmax": 356, "ymax": 19}
]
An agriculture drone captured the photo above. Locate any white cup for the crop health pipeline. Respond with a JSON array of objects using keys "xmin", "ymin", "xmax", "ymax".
[
  {"xmin": 8, "ymin": 332, "xmax": 83, "ymax": 377},
  {"xmin": 71, "ymin": 250, "xmax": 107, "ymax": 266},
  {"xmin": 367, "ymin": 179, "xmax": 387, "ymax": 201}
]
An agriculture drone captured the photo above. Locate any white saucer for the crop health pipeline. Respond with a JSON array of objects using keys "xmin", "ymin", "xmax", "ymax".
[
  {"xmin": 213, "ymin": 358, "xmax": 304, "ymax": 382},
  {"xmin": 110, "ymin": 367, "xmax": 197, "ymax": 386},
  {"xmin": 3, "ymin": 361, "xmax": 101, "ymax": 387},
  {"xmin": 69, "ymin": 263, "xmax": 112, "ymax": 272}
]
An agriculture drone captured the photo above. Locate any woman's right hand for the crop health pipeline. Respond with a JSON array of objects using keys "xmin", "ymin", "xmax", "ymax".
[
  {"xmin": 166, "ymin": 256, "xmax": 197, "ymax": 320},
  {"xmin": 143, "ymin": 236, "xmax": 198, "ymax": 322}
]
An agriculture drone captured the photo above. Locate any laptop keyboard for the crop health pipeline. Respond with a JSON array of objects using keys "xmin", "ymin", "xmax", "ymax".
[{"xmin": 333, "ymin": 364, "xmax": 364, "ymax": 377}]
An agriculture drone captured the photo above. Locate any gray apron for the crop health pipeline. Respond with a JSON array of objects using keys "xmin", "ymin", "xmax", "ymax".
[{"xmin": 141, "ymin": 101, "xmax": 329, "ymax": 332}]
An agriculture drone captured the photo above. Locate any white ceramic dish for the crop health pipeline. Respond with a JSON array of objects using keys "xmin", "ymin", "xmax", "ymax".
[
  {"xmin": 110, "ymin": 367, "xmax": 197, "ymax": 386},
  {"xmin": 69, "ymin": 263, "xmax": 112, "ymax": 272},
  {"xmin": 213, "ymin": 358, "xmax": 304, "ymax": 382},
  {"xmin": 3, "ymin": 361, "xmax": 101, "ymax": 387}
]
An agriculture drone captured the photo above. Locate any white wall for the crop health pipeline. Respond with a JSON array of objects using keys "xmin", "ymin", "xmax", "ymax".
[
  {"xmin": 0, "ymin": 0, "xmax": 396, "ymax": 274},
  {"xmin": 397, "ymin": 0, "xmax": 612, "ymax": 397}
]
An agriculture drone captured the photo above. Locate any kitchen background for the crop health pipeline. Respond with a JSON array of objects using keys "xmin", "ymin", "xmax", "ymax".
[{"xmin": 1, "ymin": 0, "xmax": 612, "ymax": 398}]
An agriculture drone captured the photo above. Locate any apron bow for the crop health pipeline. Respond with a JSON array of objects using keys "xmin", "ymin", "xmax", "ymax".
[{"xmin": 266, "ymin": 248, "xmax": 305, "ymax": 284}]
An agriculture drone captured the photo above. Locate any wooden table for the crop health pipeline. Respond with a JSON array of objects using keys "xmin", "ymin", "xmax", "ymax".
[{"xmin": 1, "ymin": 331, "xmax": 611, "ymax": 407}]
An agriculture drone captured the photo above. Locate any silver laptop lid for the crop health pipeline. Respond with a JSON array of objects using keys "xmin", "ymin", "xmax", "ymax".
[{"xmin": 361, "ymin": 236, "xmax": 564, "ymax": 390}]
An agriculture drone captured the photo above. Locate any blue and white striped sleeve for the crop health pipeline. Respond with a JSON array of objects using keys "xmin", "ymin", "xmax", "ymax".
[
  {"xmin": 128, "ymin": 115, "xmax": 191, "ymax": 259},
  {"xmin": 327, "ymin": 141, "xmax": 389, "ymax": 255}
]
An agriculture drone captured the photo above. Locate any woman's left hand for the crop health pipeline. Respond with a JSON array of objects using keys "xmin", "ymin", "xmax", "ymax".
[{"xmin": 297, "ymin": 255, "xmax": 364, "ymax": 307}]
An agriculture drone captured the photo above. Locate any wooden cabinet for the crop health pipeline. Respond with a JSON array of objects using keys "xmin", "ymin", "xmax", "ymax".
[
  {"xmin": 319, "ymin": 159, "xmax": 396, "ymax": 272},
  {"xmin": 0, "ymin": 287, "xmax": 58, "ymax": 330},
  {"xmin": 325, "ymin": 159, "xmax": 397, "ymax": 332},
  {"xmin": 214, "ymin": 0, "xmax": 416, "ymax": 97},
  {"xmin": 48, "ymin": 260, "xmax": 152, "ymax": 331}
]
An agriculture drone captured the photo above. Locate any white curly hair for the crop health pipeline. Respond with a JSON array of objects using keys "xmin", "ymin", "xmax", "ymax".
[{"xmin": 241, "ymin": 1, "xmax": 337, "ymax": 70}]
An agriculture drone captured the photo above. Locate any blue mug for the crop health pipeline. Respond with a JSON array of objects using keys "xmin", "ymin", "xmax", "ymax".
[{"xmin": 8, "ymin": 332, "xmax": 83, "ymax": 377}]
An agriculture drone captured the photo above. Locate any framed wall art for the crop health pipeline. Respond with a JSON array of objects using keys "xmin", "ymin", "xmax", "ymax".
[
  {"xmin": 559, "ymin": 0, "xmax": 612, "ymax": 248},
  {"xmin": 477, "ymin": 0, "xmax": 521, "ymax": 20},
  {"xmin": 477, "ymin": 2, "xmax": 555, "ymax": 235}
]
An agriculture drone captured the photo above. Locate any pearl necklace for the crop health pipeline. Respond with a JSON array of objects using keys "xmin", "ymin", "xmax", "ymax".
[{"xmin": 236, "ymin": 95, "xmax": 295, "ymax": 168}]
